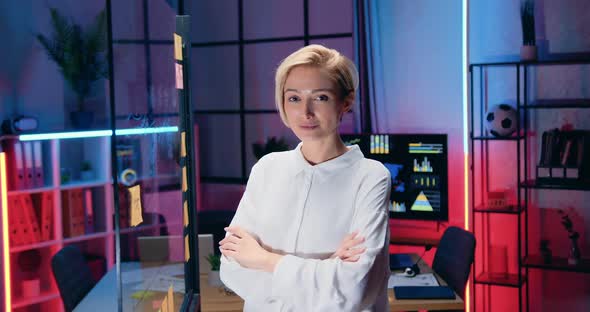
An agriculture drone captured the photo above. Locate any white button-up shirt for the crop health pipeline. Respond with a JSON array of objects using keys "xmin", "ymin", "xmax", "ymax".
[{"xmin": 220, "ymin": 143, "xmax": 391, "ymax": 312}]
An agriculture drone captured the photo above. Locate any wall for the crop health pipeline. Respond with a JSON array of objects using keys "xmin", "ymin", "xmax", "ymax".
[
  {"xmin": 470, "ymin": 0, "xmax": 590, "ymax": 311},
  {"xmin": 370, "ymin": 0, "xmax": 466, "ymax": 270}
]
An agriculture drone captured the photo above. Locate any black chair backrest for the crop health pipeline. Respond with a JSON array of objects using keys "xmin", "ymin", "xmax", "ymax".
[
  {"xmin": 51, "ymin": 245, "xmax": 96, "ymax": 312},
  {"xmin": 432, "ymin": 226, "xmax": 476, "ymax": 299}
]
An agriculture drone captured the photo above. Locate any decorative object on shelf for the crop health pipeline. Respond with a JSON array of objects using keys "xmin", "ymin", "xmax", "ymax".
[
  {"xmin": 485, "ymin": 104, "xmax": 518, "ymax": 137},
  {"xmin": 206, "ymin": 253, "xmax": 223, "ymax": 287},
  {"xmin": 60, "ymin": 167, "xmax": 71, "ymax": 184},
  {"xmin": 488, "ymin": 244, "xmax": 509, "ymax": 278},
  {"xmin": 80, "ymin": 161, "xmax": 94, "ymax": 181},
  {"xmin": 17, "ymin": 249, "xmax": 42, "ymax": 298},
  {"xmin": 520, "ymin": 0, "xmax": 536, "ymax": 61},
  {"xmin": 537, "ymin": 129, "xmax": 590, "ymax": 183},
  {"xmin": 252, "ymin": 136, "xmax": 290, "ymax": 160},
  {"xmin": 35, "ymin": 8, "xmax": 107, "ymax": 129},
  {"xmin": 1, "ymin": 116, "xmax": 38, "ymax": 134},
  {"xmin": 119, "ymin": 168, "xmax": 137, "ymax": 186},
  {"xmin": 116, "ymin": 139, "xmax": 142, "ymax": 183},
  {"xmin": 539, "ymin": 239, "xmax": 552, "ymax": 264},
  {"xmin": 558, "ymin": 209, "xmax": 581, "ymax": 265},
  {"xmin": 486, "ymin": 189, "xmax": 510, "ymax": 210}
]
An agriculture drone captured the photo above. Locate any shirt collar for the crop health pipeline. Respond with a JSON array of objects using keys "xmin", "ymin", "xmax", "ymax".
[{"xmin": 289, "ymin": 142, "xmax": 364, "ymax": 178}]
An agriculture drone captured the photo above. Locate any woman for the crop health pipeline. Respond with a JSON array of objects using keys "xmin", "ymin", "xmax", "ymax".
[{"xmin": 219, "ymin": 44, "xmax": 391, "ymax": 311}]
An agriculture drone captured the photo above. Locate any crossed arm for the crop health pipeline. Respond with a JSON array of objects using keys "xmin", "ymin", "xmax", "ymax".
[{"xmin": 219, "ymin": 227, "xmax": 367, "ymax": 272}]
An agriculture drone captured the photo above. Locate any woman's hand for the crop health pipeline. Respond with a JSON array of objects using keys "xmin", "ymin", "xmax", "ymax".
[
  {"xmin": 219, "ymin": 226, "xmax": 282, "ymax": 272},
  {"xmin": 330, "ymin": 231, "xmax": 366, "ymax": 262}
]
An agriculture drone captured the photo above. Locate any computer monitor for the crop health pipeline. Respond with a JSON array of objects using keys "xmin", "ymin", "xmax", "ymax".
[{"xmin": 342, "ymin": 133, "xmax": 448, "ymax": 221}]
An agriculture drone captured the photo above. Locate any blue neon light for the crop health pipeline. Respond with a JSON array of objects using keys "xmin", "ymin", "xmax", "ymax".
[{"xmin": 19, "ymin": 126, "xmax": 178, "ymax": 141}]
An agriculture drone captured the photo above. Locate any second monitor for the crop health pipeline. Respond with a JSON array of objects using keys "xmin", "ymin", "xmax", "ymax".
[{"xmin": 342, "ymin": 133, "xmax": 448, "ymax": 221}]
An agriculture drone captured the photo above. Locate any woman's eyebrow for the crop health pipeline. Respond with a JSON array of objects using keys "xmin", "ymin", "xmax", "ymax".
[{"xmin": 284, "ymin": 88, "xmax": 336, "ymax": 93}]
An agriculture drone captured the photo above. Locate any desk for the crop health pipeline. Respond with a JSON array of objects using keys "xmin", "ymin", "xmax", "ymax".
[
  {"xmin": 388, "ymin": 254, "xmax": 464, "ymax": 311},
  {"xmin": 77, "ymin": 256, "xmax": 463, "ymax": 311},
  {"xmin": 74, "ymin": 262, "xmax": 184, "ymax": 312}
]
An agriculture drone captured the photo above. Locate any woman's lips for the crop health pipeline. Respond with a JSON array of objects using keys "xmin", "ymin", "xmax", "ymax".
[{"xmin": 300, "ymin": 124, "xmax": 318, "ymax": 130}]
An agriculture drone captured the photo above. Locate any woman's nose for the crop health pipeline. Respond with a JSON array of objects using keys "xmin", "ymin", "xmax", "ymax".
[{"xmin": 303, "ymin": 98, "xmax": 314, "ymax": 117}]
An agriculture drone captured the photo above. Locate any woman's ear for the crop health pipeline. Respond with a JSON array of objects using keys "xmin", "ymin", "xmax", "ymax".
[{"xmin": 341, "ymin": 91, "xmax": 354, "ymax": 113}]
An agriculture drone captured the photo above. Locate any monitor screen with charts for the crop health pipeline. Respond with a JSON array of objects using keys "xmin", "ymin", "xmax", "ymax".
[{"xmin": 341, "ymin": 133, "xmax": 448, "ymax": 221}]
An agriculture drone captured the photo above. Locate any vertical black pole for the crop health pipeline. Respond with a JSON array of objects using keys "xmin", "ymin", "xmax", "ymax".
[
  {"xmin": 105, "ymin": 1, "xmax": 123, "ymax": 311},
  {"xmin": 238, "ymin": 0, "xmax": 246, "ymax": 181},
  {"xmin": 176, "ymin": 14, "xmax": 200, "ymax": 306}
]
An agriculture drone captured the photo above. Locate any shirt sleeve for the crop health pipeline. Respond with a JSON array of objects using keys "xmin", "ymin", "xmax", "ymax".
[
  {"xmin": 219, "ymin": 159, "xmax": 274, "ymax": 305},
  {"xmin": 270, "ymin": 170, "xmax": 391, "ymax": 311}
]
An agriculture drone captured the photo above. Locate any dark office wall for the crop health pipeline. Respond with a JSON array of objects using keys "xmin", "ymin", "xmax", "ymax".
[
  {"xmin": 0, "ymin": 0, "xmax": 110, "ymax": 131},
  {"xmin": 470, "ymin": 0, "xmax": 590, "ymax": 311}
]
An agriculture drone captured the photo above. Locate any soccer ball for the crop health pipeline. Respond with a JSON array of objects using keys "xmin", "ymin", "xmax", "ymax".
[{"xmin": 485, "ymin": 104, "xmax": 518, "ymax": 137}]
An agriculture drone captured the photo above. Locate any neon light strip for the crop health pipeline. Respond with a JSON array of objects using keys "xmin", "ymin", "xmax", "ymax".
[
  {"xmin": 463, "ymin": 1, "xmax": 471, "ymax": 312},
  {"xmin": 1, "ymin": 153, "xmax": 12, "ymax": 312},
  {"xmin": 19, "ymin": 126, "xmax": 178, "ymax": 141}
]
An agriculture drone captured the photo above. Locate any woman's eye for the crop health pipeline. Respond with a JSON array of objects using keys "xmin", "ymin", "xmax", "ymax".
[
  {"xmin": 315, "ymin": 95, "xmax": 329, "ymax": 101},
  {"xmin": 288, "ymin": 96, "xmax": 300, "ymax": 102}
]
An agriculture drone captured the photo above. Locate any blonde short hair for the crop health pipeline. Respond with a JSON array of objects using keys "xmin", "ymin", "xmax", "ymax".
[{"xmin": 274, "ymin": 44, "xmax": 359, "ymax": 126}]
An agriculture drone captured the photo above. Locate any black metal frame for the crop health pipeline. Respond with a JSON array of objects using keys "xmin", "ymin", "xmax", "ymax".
[
  {"xmin": 469, "ymin": 59, "xmax": 590, "ymax": 312},
  {"xmin": 109, "ymin": 0, "xmax": 354, "ymax": 184}
]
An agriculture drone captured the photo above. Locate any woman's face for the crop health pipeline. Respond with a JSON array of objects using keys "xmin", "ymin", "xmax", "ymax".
[{"xmin": 283, "ymin": 65, "xmax": 351, "ymax": 143}]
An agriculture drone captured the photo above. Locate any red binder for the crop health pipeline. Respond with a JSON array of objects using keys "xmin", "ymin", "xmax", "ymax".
[
  {"xmin": 32, "ymin": 141, "xmax": 44, "ymax": 187},
  {"xmin": 2, "ymin": 139, "xmax": 26, "ymax": 190},
  {"xmin": 22, "ymin": 141, "xmax": 34, "ymax": 189},
  {"xmin": 8, "ymin": 195, "xmax": 25, "ymax": 246},
  {"xmin": 21, "ymin": 194, "xmax": 41, "ymax": 243},
  {"xmin": 40, "ymin": 192, "xmax": 54, "ymax": 241}
]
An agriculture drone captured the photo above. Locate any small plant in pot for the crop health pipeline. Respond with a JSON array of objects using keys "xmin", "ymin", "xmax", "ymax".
[
  {"xmin": 206, "ymin": 253, "xmax": 223, "ymax": 287},
  {"xmin": 520, "ymin": 0, "xmax": 537, "ymax": 61},
  {"xmin": 539, "ymin": 239, "xmax": 552, "ymax": 264},
  {"xmin": 558, "ymin": 209, "xmax": 581, "ymax": 265},
  {"xmin": 36, "ymin": 8, "xmax": 108, "ymax": 129},
  {"xmin": 80, "ymin": 161, "xmax": 94, "ymax": 181}
]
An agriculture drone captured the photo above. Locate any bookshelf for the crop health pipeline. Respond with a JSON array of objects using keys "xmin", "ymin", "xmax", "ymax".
[
  {"xmin": 470, "ymin": 60, "xmax": 590, "ymax": 312},
  {"xmin": 0, "ymin": 126, "xmax": 180, "ymax": 311}
]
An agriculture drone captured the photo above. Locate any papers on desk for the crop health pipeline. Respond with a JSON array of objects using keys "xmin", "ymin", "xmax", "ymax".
[
  {"xmin": 133, "ymin": 275, "xmax": 185, "ymax": 293},
  {"xmin": 388, "ymin": 273, "xmax": 439, "ymax": 288}
]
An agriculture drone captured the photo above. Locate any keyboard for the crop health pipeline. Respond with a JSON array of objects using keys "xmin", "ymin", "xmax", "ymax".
[{"xmin": 393, "ymin": 286, "xmax": 456, "ymax": 299}]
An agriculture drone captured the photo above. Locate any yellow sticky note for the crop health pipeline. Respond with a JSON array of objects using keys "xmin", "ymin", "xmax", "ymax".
[
  {"xmin": 183, "ymin": 200, "xmax": 188, "ymax": 227},
  {"xmin": 161, "ymin": 296, "xmax": 169, "ymax": 312},
  {"xmin": 184, "ymin": 235, "xmax": 190, "ymax": 262},
  {"xmin": 167, "ymin": 285, "xmax": 174, "ymax": 311},
  {"xmin": 174, "ymin": 33, "xmax": 182, "ymax": 61},
  {"xmin": 181, "ymin": 132, "xmax": 186, "ymax": 157},
  {"xmin": 182, "ymin": 167, "xmax": 187, "ymax": 192},
  {"xmin": 129, "ymin": 185, "xmax": 143, "ymax": 227}
]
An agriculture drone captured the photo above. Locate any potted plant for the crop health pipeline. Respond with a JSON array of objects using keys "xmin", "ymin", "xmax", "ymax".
[
  {"xmin": 36, "ymin": 8, "xmax": 108, "ymax": 129},
  {"xmin": 539, "ymin": 239, "xmax": 552, "ymax": 264},
  {"xmin": 206, "ymin": 253, "xmax": 223, "ymax": 287},
  {"xmin": 80, "ymin": 161, "xmax": 94, "ymax": 181},
  {"xmin": 252, "ymin": 136, "xmax": 290, "ymax": 160},
  {"xmin": 558, "ymin": 210, "xmax": 581, "ymax": 265},
  {"xmin": 520, "ymin": 0, "xmax": 537, "ymax": 61}
]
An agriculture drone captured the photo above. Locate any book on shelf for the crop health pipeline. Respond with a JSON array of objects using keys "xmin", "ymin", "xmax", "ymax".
[
  {"xmin": 62, "ymin": 189, "xmax": 86, "ymax": 237},
  {"xmin": 537, "ymin": 129, "xmax": 590, "ymax": 182}
]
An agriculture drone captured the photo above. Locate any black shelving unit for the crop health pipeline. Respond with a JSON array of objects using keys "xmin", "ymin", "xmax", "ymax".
[{"xmin": 469, "ymin": 59, "xmax": 590, "ymax": 312}]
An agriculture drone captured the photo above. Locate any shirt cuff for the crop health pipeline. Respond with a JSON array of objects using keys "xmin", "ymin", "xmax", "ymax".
[{"xmin": 271, "ymin": 254, "xmax": 303, "ymax": 299}]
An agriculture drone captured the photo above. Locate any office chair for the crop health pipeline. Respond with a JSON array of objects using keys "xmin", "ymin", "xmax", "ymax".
[
  {"xmin": 432, "ymin": 226, "xmax": 476, "ymax": 299},
  {"xmin": 51, "ymin": 245, "xmax": 96, "ymax": 312}
]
